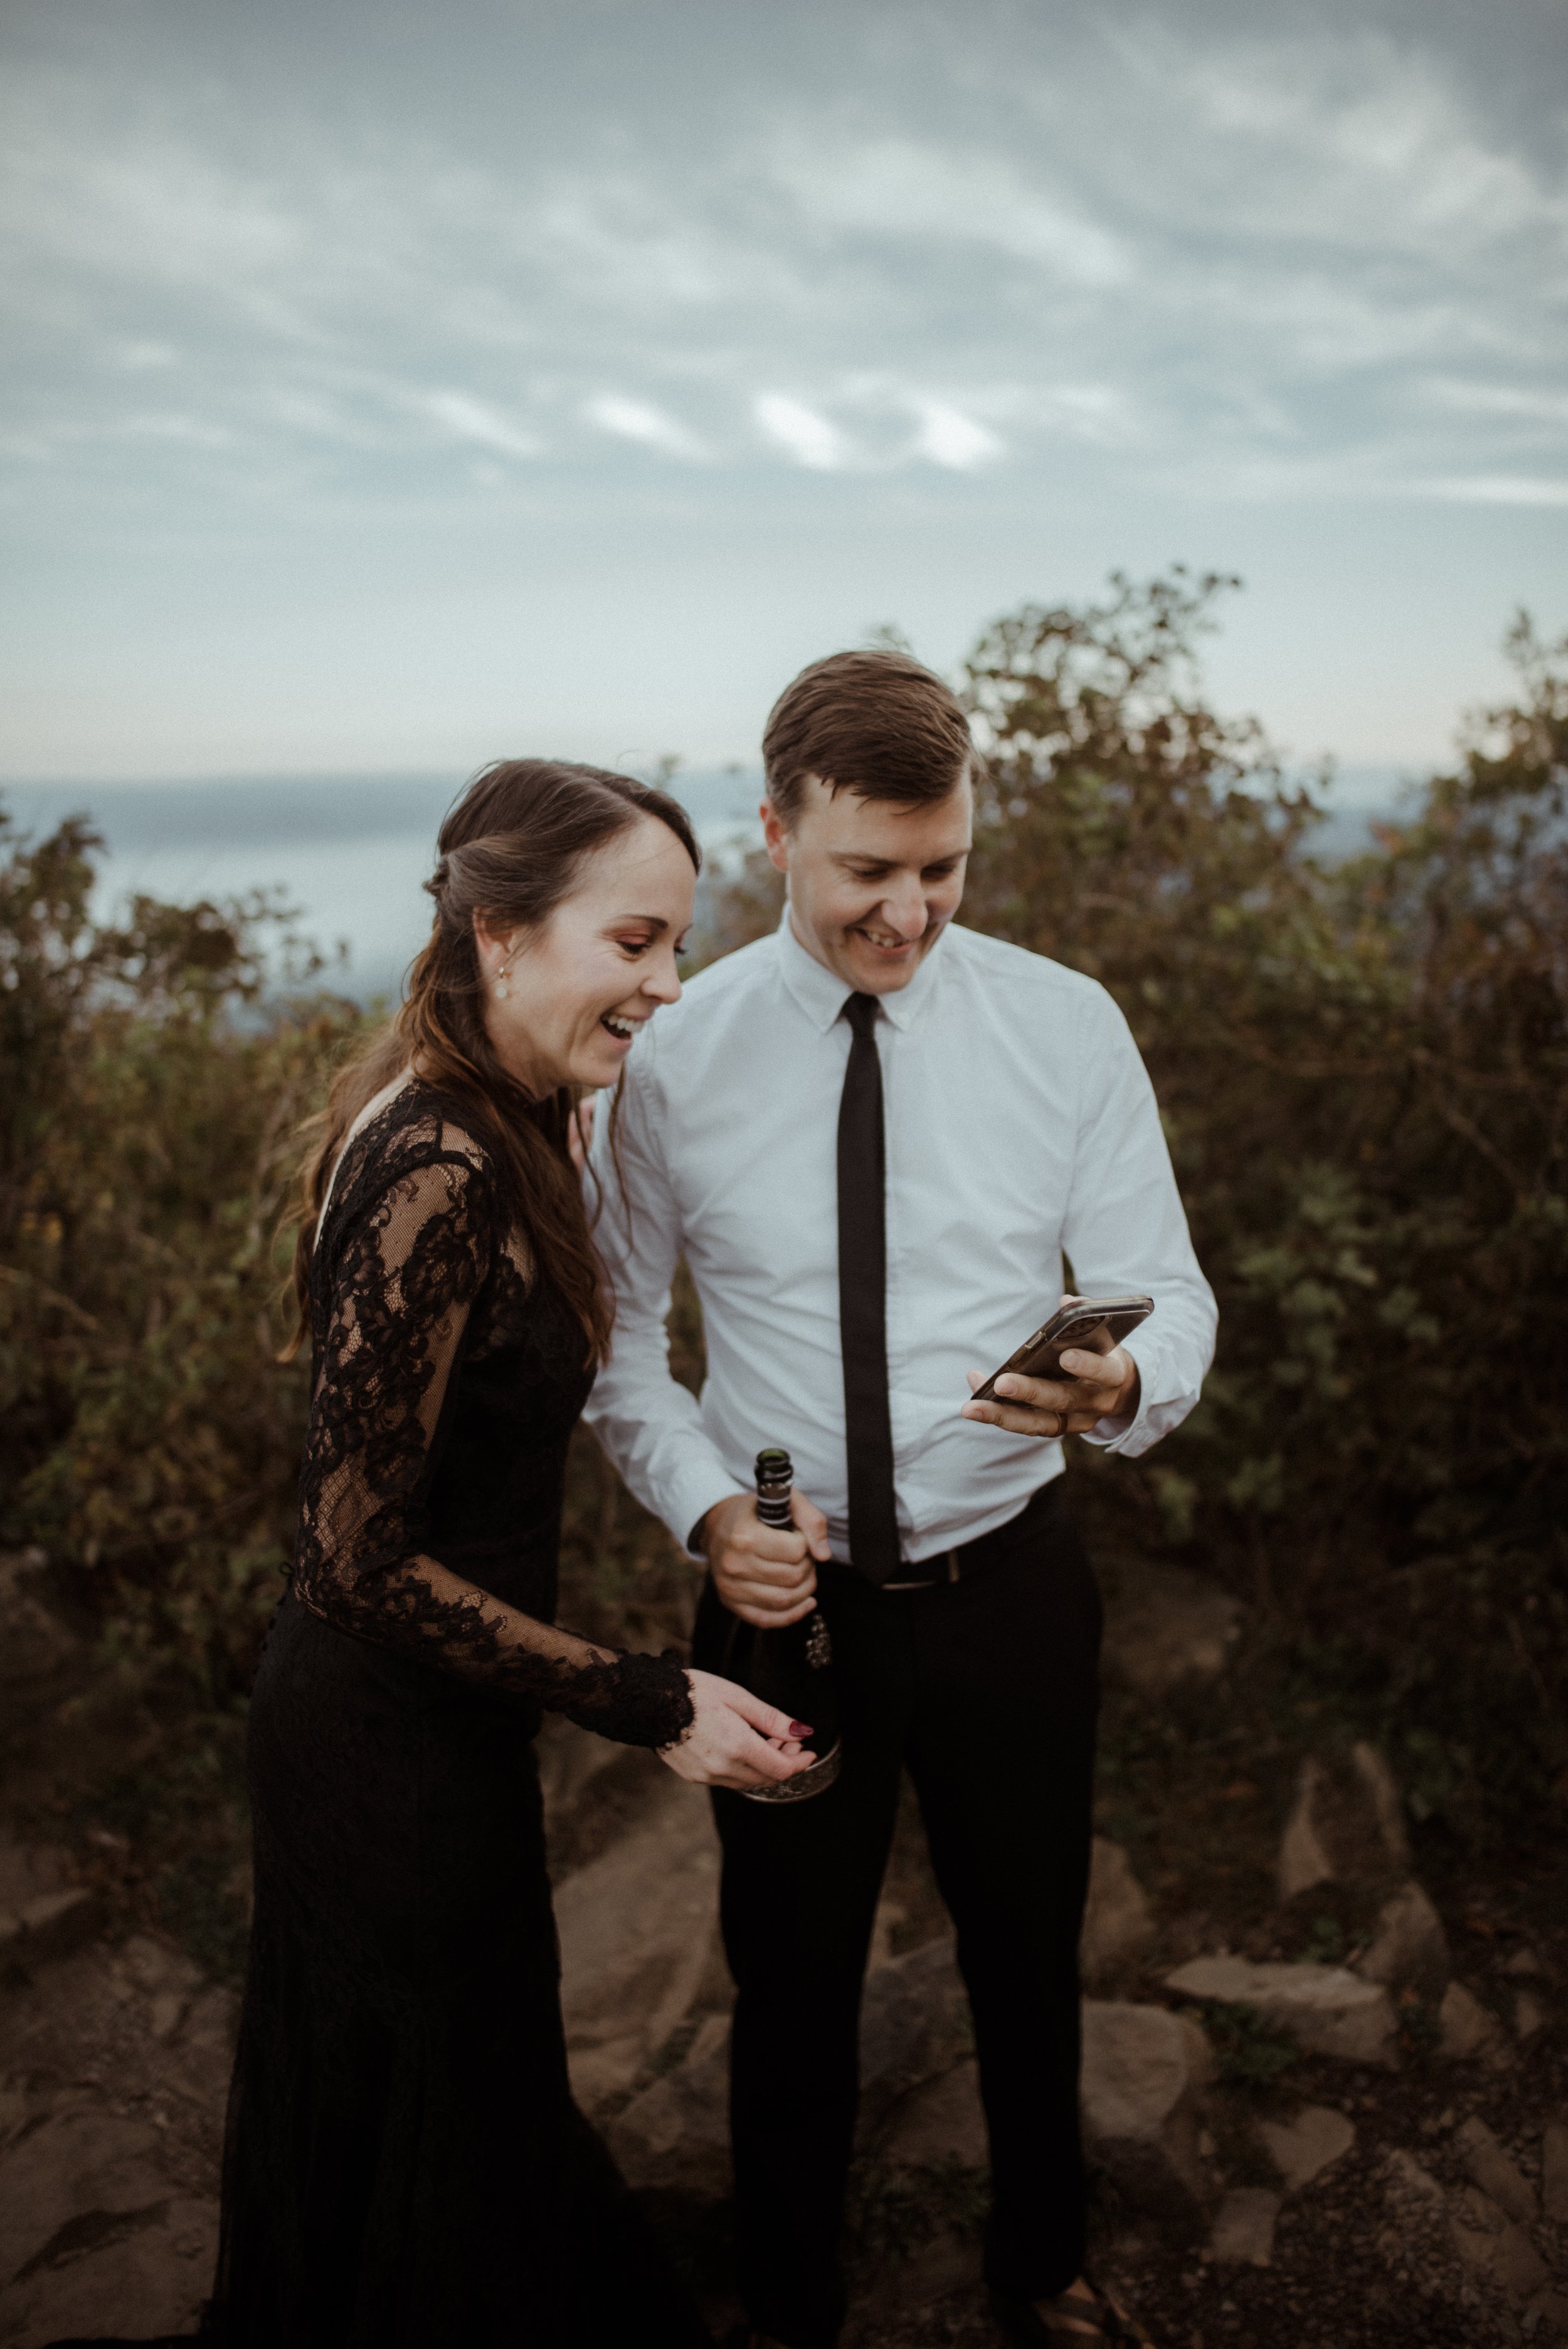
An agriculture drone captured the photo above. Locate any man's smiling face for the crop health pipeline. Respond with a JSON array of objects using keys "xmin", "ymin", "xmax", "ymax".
[{"xmin": 762, "ymin": 770, "xmax": 973, "ymax": 995}]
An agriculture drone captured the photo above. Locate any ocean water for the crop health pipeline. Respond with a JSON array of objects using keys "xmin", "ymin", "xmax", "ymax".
[
  {"xmin": 1, "ymin": 763, "xmax": 1412, "ymax": 1004},
  {"xmin": 1, "ymin": 768, "xmax": 766, "ymax": 1003}
]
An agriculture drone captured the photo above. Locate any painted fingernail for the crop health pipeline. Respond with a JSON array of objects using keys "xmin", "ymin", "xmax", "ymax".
[{"xmin": 790, "ymin": 1722, "xmax": 812, "ymax": 1738}]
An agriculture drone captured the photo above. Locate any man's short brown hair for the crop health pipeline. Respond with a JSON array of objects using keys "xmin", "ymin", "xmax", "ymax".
[{"xmin": 762, "ymin": 649, "xmax": 974, "ymax": 824}]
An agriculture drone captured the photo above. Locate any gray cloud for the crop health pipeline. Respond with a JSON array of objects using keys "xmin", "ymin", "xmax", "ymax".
[
  {"xmin": 0, "ymin": 0, "xmax": 1563, "ymax": 779},
  {"xmin": 3, "ymin": 4, "xmax": 1562, "ymax": 502}
]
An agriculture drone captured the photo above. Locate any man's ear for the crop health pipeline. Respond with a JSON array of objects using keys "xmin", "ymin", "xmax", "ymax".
[{"xmin": 760, "ymin": 796, "xmax": 792, "ymax": 877}]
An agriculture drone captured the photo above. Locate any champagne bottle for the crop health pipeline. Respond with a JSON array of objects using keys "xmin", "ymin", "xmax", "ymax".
[{"xmin": 721, "ymin": 1448, "xmax": 842, "ymax": 1803}]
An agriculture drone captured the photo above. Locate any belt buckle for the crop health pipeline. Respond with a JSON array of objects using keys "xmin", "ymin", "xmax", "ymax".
[{"xmin": 882, "ymin": 1548, "xmax": 961, "ymax": 1593}]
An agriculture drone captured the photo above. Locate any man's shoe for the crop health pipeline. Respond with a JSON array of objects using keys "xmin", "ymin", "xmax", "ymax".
[
  {"xmin": 990, "ymin": 2279, "xmax": 1158, "ymax": 2347},
  {"xmin": 723, "ymin": 2324, "xmax": 834, "ymax": 2349}
]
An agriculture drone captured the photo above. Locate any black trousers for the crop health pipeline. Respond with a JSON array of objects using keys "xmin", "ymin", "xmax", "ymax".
[{"xmin": 692, "ymin": 1482, "xmax": 1102, "ymax": 2347}]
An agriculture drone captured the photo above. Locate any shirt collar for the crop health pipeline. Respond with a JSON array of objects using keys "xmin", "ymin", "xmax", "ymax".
[{"xmin": 773, "ymin": 904, "xmax": 949, "ymax": 1036}]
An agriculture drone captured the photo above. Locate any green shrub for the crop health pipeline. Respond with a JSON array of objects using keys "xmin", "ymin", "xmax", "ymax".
[
  {"xmin": 0, "ymin": 809, "xmax": 361, "ymax": 1703},
  {"xmin": 955, "ymin": 576, "xmax": 1567, "ymax": 1828},
  {"xmin": 692, "ymin": 576, "xmax": 1567, "ymax": 1833},
  {"xmin": 3, "ymin": 575, "xmax": 1564, "ymax": 1845},
  {"xmin": 1199, "ymin": 2001, "xmax": 1300, "ymax": 2092}
]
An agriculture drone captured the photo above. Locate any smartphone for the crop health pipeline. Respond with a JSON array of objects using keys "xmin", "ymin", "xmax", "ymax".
[{"xmin": 968, "ymin": 1295, "xmax": 1154, "ymax": 1403}]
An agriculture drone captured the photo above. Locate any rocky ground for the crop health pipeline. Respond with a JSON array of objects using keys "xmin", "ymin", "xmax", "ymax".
[{"xmin": 1, "ymin": 1544, "xmax": 1565, "ymax": 2348}]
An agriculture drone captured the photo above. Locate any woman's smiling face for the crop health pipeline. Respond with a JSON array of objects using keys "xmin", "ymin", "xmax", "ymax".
[{"xmin": 474, "ymin": 814, "xmax": 696, "ymax": 1095}]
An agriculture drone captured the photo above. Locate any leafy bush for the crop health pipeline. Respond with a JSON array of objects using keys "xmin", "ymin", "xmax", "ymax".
[
  {"xmin": 3, "ymin": 575, "xmax": 1564, "ymax": 1845},
  {"xmin": 694, "ymin": 575, "xmax": 1568, "ymax": 1829},
  {"xmin": 0, "ymin": 807, "xmax": 699, "ymax": 1722},
  {"xmin": 0, "ymin": 810, "xmax": 357, "ymax": 1702},
  {"xmin": 957, "ymin": 575, "xmax": 1567, "ymax": 1825},
  {"xmin": 1197, "ymin": 2001, "xmax": 1300, "ymax": 2094}
]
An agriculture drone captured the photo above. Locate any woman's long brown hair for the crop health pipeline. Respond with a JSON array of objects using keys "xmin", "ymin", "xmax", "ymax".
[{"xmin": 284, "ymin": 759, "xmax": 699, "ymax": 1365}]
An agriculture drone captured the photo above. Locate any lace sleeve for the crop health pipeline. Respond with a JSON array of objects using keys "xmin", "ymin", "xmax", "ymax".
[{"xmin": 292, "ymin": 1150, "xmax": 694, "ymax": 1751}]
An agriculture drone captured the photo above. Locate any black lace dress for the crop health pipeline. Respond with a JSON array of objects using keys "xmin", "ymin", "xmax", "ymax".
[{"xmin": 208, "ymin": 1084, "xmax": 700, "ymax": 2349}]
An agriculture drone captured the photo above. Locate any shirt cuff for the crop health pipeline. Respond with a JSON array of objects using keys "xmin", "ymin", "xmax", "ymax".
[
  {"xmin": 1079, "ymin": 1329, "xmax": 1158, "ymax": 1454},
  {"xmin": 667, "ymin": 1460, "xmax": 751, "ymax": 1563}
]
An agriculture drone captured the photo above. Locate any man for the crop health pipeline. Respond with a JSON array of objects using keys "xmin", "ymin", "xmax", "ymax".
[{"xmin": 585, "ymin": 649, "xmax": 1216, "ymax": 2349}]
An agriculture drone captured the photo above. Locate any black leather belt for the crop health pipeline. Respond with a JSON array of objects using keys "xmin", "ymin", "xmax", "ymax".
[{"xmin": 872, "ymin": 1478, "xmax": 1067, "ymax": 1591}]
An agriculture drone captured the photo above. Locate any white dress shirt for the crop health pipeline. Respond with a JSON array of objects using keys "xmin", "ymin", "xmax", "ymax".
[{"xmin": 584, "ymin": 911, "xmax": 1217, "ymax": 1569}]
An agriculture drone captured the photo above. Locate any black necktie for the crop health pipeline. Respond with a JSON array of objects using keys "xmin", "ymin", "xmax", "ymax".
[{"xmin": 837, "ymin": 993, "xmax": 901, "ymax": 1585}]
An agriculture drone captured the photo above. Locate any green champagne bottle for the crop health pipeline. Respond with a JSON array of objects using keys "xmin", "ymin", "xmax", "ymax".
[{"xmin": 721, "ymin": 1448, "xmax": 842, "ymax": 1803}]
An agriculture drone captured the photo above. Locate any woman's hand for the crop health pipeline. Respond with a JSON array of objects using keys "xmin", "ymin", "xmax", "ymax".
[{"xmin": 657, "ymin": 1668, "xmax": 818, "ymax": 1792}]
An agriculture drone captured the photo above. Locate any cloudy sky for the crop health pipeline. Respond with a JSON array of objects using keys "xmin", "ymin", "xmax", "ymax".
[{"xmin": 3, "ymin": 0, "xmax": 1565, "ymax": 786}]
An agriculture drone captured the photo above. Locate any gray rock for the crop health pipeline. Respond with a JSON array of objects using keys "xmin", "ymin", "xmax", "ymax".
[
  {"xmin": 1209, "ymin": 2186, "xmax": 1279, "ymax": 2266},
  {"xmin": 856, "ymin": 1937, "xmax": 973, "ymax": 2143},
  {"xmin": 1542, "ymin": 2118, "xmax": 1568, "ymax": 2225},
  {"xmin": 611, "ymin": 1933, "xmax": 979, "ymax": 2199},
  {"xmin": 612, "ymin": 1924, "xmax": 973, "ymax": 2203},
  {"xmin": 0, "ymin": 1886, "xmax": 100, "ymax": 1965},
  {"xmin": 606, "ymin": 2012, "xmax": 732, "ymax": 2200},
  {"xmin": 1449, "ymin": 2183, "xmax": 1550, "ymax": 2305},
  {"xmin": 1277, "ymin": 1759, "xmax": 1335, "ymax": 1902},
  {"xmin": 1, "ymin": 2194, "xmax": 218, "ymax": 2349},
  {"xmin": 1350, "ymin": 1742, "xmax": 1412, "ymax": 1875},
  {"xmin": 1514, "ymin": 1990, "xmax": 1546, "ymax": 2043},
  {"xmin": 879, "ymin": 2059, "xmax": 988, "ymax": 2171},
  {"xmin": 886, "ymin": 2227, "xmax": 982, "ymax": 2308},
  {"xmin": 117, "ymin": 1931, "xmax": 199, "ymax": 1996},
  {"xmin": 1455, "ymin": 2117, "xmax": 1537, "ymax": 2226},
  {"xmin": 1532, "ymin": 2288, "xmax": 1568, "ymax": 2338},
  {"xmin": 1382, "ymin": 2145, "xmax": 1447, "ymax": 2217},
  {"xmin": 0, "ymin": 2109, "xmax": 215, "ymax": 2348},
  {"xmin": 1080, "ymin": 1838, "xmax": 1155, "ymax": 1986},
  {"xmin": 1079, "ymin": 1998, "xmax": 1214, "ymax": 2222},
  {"xmin": 628, "ymin": 1962, "xmax": 1222, "ymax": 2230},
  {"xmin": 1099, "ymin": 1559, "xmax": 1242, "ymax": 1695},
  {"xmin": 537, "ymin": 1715, "xmax": 626, "ymax": 1837},
  {"xmin": 0, "ymin": 1549, "xmax": 82, "ymax": 1689},
  {"xmin": 1357, "ymin": 1880, "xmax": 1449, "ymax": 1991},
  {"xmin": 0, "ymin": 1838, "xmax": 65, "ymax": 1909},
  {"xmin": 1258, "ymin": 2103, "xmax": 1355, "ymax": 2192},
  {"xmin": 1375, "ymin": 2151, "xmax": 1499, "ymax": 2325},
  {"xmin": 1166, "ymin": 1955, "xmax": 1397, "ymax": 2065},
  {"xmin": 1276, "ymin": 1743, "xmax": 1410, "ymax": 1904},
  {"xmin": 0, "ymin": 1845, "xmax": 98, "ymax": 1969},
  {"xmin": 166, "ymin": 1983, "xmax": 240, "ymax": 2109},
  {"xmin": 537, "ymin": 1718, "xmax": 674, "ymax": 1876},
  {"xmin": 555, "ymin": 1775, "xmax": 723, "ymax": 2113},
  {"xmin": 1438, "ymin": 1981, "xmax": 1507, "ymax": 2064},
  {"xmin": 148, "ymin": 1991, "xmax": 188, "ymax": 2044}
]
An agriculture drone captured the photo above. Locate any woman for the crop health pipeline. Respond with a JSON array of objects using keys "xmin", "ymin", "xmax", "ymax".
[{"xmin": 208, "ymin": 760, "xmax": 815, "ymax": 2347}]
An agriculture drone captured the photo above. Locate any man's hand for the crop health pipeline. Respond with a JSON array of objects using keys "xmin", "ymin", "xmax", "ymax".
[
  {"xmin": 960, "ymin": 1296, "xmax": 1140, "ymax": 1441},
  {"xmin": 699, "ymin": 1487, "xmax": 832, "ymax": 1629}
]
